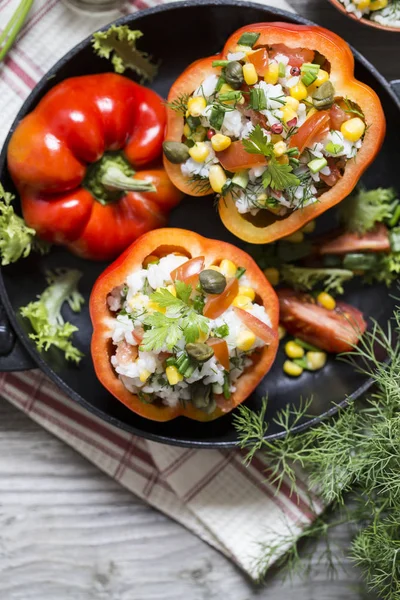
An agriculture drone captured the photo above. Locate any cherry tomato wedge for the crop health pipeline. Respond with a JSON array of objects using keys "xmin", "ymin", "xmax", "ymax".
[
  {"xmin": 288, "ymin": 111, "xmax": 330, "ymax": 154},
  {"xmin": 170, "ymin": 256, "xmax": 205, "ymax": 287},
  {"xmin": 233, "ymin": 307, "xmax": 277, "ymax": 345},
  {"xmin": 203, "ymin": 277, "xmax": 239, "ymax": 319},
  {"xmin": 319, "ymin": 223, "xmax": 391, "ymax": 255},
  {"xmin": 269, "ymin": 44, "xmax": 315, "ymax": 68},
  {"xmin": 216, "ymin": 141, "xmax": 267, "ymax": 172},
  {"xmin": 248, "ymin": 48, "xmax": 269, "ymax": 76},
  {"xmin": 278, "ymin": 288, "xmax": 367, "ymax": 353},
  {"xmin": 330, "ymin": 104, "xmax": 350, "ymax": 130},
  {"xmin": 206, "ymin": 338, "xmax": 230, "ymax": 371},
  {"xmin": 320, "ymin": 158, "xmax": 341, "ymax": 187}
]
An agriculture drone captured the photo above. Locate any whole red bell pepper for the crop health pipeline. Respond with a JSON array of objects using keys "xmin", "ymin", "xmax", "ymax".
[
  {"xmin": 90, "ymin": 228, "xmax": 279, "ymax": 422},
  {"xmin": 7, "ymin": 73, "xmax": 183, "ymax": 260},
  {"xmin": 164, "ymin": 23, "xmax": 385, "ymax": 244}
]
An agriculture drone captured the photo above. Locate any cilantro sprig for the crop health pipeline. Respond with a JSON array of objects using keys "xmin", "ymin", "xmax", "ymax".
[
  {"xmin": 242, "ymin": 125, "xmax": 300, "ymax": 192},
  {"xmin": 140, "ymin": 282, "xmax": 209, "ymax": 352}
]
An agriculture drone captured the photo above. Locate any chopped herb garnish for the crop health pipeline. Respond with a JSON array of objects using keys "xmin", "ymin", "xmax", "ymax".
[
  {"xmin": 187, "ymin": 115, "xmax": 201, "ymax": 131},
  {"xmin": 249, "ymin": 87, "xmax": 267, "ymax": 111},
  {"xmin": 223, "ymin": 372, "xmax": 231, "ymax": 398},
  {"xmin": 300, "ymin": 62, "xmax": 320, "ymax": 87},
  {"xmin": 165, "ymin": 92, "xmax": 190, "ymax": 114},
  {"xmin": 210, "ymin": 105, "xmax": 226, "ymax": 130},
  {"xmin": 212, "ymin": 60, "xmax": 230, "ymax": 67},
  {"xmin": 215, "ymin": 76, "xmax": 225, "ymax": 92},
  {"xmin": 262, "ymin": 160, "xmax": 300, "ymax": 192},
  {"xmin": 218, "ymin": 90, "xmax": 243, "ymax": 104},
  {"xmin": 325, "ymin": 140, "xmax": 344, "ymax": 155},
  {"xmin": 235, "ymin": 266, "xmax": 246, "ymax": 279},
  {"xmin": 237, "ymin": 32, "xmax": 260, "ymax": 48},
  {"xmin": 193, "ymin": 293, "xmax": 205, "ymax": 314},
  {"xmin": 342, "ymin": 97, "xmax": 365, "ymax": 120},
  {"xmin": 214, "ymin": 324, "xmax": 229, "ymax": 338},
  {"xmin": 174, "ymin": 280, "xmax": 192, "ymax": 304},
  {"xmin": 278, "ymin": 62, "xmax": 286, "ymax": 78}
]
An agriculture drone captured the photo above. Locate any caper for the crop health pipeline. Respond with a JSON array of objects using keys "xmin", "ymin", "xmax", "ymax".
[
  {"xmin": 223, "ymin": 61, "xmax": 244, "ymax": 90},
  {"xmin": 312, "ymin": 81, "xmax": 335, "ymax": 110},
  {"xmin": 162, "ymin": 141, "xmax": 190, "ymax": 164},
  {"xmin": 199, "ymin": 269, "xmax": 227, "ymax": 294},
  {"xmin": 191, "ymin": 382, "xmax": 212, "ymax": 409},
  {"xmin": 186, "ymin": 342, "xmax": 214, "ymax": 363}
]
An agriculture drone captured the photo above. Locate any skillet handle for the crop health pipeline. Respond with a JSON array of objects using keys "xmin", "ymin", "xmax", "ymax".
[
  {"xmin": 0, "ymin": 300, "xmax": 35, "ymax": 371},
  {"xmin": 390, "ymin": 79, "xmax": 400, "ymax": 101}
]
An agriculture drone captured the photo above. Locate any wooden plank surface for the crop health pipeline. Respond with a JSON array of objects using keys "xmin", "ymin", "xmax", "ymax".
[{"xmin": 1, "ymin": 0, "xmax": 396, "ymax": 597}]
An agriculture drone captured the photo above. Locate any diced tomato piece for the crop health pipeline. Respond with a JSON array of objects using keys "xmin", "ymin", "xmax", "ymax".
[
  {"xmin": 233, "ymin": 307, "xmax": 277, "ymax": 345},
  {"xmin": 320, "ymin": 158, "xmax": 341, "ymax": 187},
  {"xmin": 278, "ymin": 288, "xmax": 367, "ymax": 353},
  {"xmin": 170, "ymin": 256, "xmax": 204, "ymax": 287},
  {"xmin": 206, "ymin": 337, "xmax": 230, "ymax": 371},
  {"xmin": 115, "ymin": 340, "xmax": 138, "ymax": 365},
  {"xmin": 288, "ymin": 111, "xmax": 330, "ymax": 154},
  {"xmin": 248, "ymin": 48, "xmax": 269, "ymax": 76},
  {"xmin": 269, "ymin": 44, "xmax": 315, "ymax": 68},
  {"xmin": 319, "ymin": 223, "xmax": 391, "ymax": 255},
  {"xmin": 216, "ymin": 141, "xmax": 267, "ymax": 172},
  {"xmin": 204, "ymin": 277, "xmax": 239, "ymax": 319},
  {"xmin": 330, "ymin": 104, "xmax": 350, "ymax": 130}
]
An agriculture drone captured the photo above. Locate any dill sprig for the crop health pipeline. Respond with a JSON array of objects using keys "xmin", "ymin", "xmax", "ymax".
[
  {"xmin": 233, "ymin": 301, "xmax": 400, "ymax": 598},
  {"xmin": 165, "ymin": 93, "xmax": 190, "ymax": 114},
  {"xmin": 187, "ymin": 174, "xmax": 212, "ymax": 195}
]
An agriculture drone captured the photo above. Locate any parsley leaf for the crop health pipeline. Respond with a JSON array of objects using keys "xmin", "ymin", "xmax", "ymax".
[
  {"xmin": 174, "ymin": 280, "xmax": 192, "ymax": 304},
  {"xmin": 148, "ymin": 288, "xmax": 183, "ymax": 310},
  {"xmin": 242, "ymin": 124, "xmax": 274, "ymax": 157},
  {"xmin": 213, "ymin": 324, "xmax": 229, "ymax": 338},
  {"xmin": 181, "ymin": 312, "xmax": 209, "ymax": 343},
  {"xmin": 262, "ymin": 158, "xmax": 300, "ymax": 192},
  {"xmin": 140, "ymin": 313, "xmax": 181, "ymax": 352}
]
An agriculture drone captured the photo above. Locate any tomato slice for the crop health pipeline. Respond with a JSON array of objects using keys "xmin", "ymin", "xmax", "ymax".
[
  {"xmin": 288, "ymin": 111, "xmax": 330, "ymax": 154},
  {"xmin": 170, "ymin": 256, "xmax": 204, "ymax": 287},
  {"xmin": 233, "ymin": 307, "xmax": 277, "ymax": 345},
  {"xmin": 319, "ymin": 223, "xmax": 391, "ymax": 255},
  {"xmin": 248, "ymin": 48, "xmax": 269, "ymax": 76},
  {"xmin": 216, "ymin": 141, "xmax": 267, "ymax": 172},
  {"xmin": 206, "ymin": 337, "xmax": 230, "ymax": 371},
  {"xmin": 320, "ymin": 158, "xmax": 341, "ymax": 187},
  {"xmin": 204, "ymin": 277, "xmax": 239, "ymax": 319},
  {"xmin": 278, "ymin": 288, "xmax": 367, "ymax": 353},
  {"xmin": 269, "ymin": 44, "xmax": 315, "ymax": 68},
  {"xmin": 330, "ymin": 104, "xmax": 350, "ymax": 130}
]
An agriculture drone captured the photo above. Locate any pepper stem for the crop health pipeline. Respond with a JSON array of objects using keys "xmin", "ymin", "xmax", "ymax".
[
  {"xmin": 101, "ymin": 165, "xmax": 156, "ymax": 193},
  {"xmin": 83, "ymin": 151, "xmax": 156, "ymax": 206}
]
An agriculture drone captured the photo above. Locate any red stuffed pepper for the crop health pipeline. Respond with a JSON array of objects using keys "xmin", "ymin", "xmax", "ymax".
[
  {"xmin": 90, "ymin": 228, "xmax": 279, "ymax": 422},
  {"xmin": 7, "ymin": 73, "xmax": 183, "ymax": 260},
  {"xmin": 163, "ymin": 23, "xmax": 385, "ymax": 244}
]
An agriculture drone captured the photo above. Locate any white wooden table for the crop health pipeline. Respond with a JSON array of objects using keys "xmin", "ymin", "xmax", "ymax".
[{"xmin": 1, "ymin": 0, "xmax": 393, "ymax": 596}]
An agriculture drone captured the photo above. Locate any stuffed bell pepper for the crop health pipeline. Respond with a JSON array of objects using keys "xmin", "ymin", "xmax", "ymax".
[
  {"xmin": 163, "ymin": 23, "xmax": 385, "ymax": 244},
  {"xmin": 7, "ymin": 73, "xmax": 183, "ymax": 260},
  {"xmin": 90, "ymin": 228, "xmax": 279, "ymax": 421}
]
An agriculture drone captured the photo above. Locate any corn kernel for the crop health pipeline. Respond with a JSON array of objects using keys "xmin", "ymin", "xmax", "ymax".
[
  {"xmin": 370, "ymin": 0, "xmax": 387, "ymax": 9},
  {"xmin": 187, "ymin": 96, "xmax": 207, "ymax": 117},
  {"xmin": 285, "ymin": 96, "xmax": 299, "ymax": 111},
  {"xmin": 317, "ymin": 291, "xmax": 336, "ymax": 311},
  {"xmin": 306, "ymin": 351, "xmax": 327, "ymax": 371},
  {"xmin": 302, "ymin": 220, "xmax": 316, "ymax": 234},
  {"xmin": 290, "ymin": 81, "xmax": 308, "ymax": 101},
  {"xmin": 166, "ymin": 285, "xmax": 176, "ymax": 297},
  {"xmin": 313, "ymin": 69, "xmax": 329, "ymax": 88},
  {"xmin": 189, "ymin": 142, "xmax": 209, "ymax": 163},
  {"xmin": 238, "ymin": 286, "xmax": 256, "ymax": 301},
  {"xmin": 264, "ymin": 267, "xmax": 280, "ymax": 286},
  {"xmin": 281, "ymin": 105, "xmax": 298, "ymax": 125},
  {"xmin": 285, "ymin": 340, "xmax": 305, "ymax": 359},
  {"xmin": 233, "ymin": 295, "xmax": 253, "ymax": 309},
  {"xmin": 236, "ymin": 330, "xmax": 256, "ymax": 352},
  {"xmin": 209, "ymin": 164, "xmax": 227, "ymax": 193},
  {"xmin": 264, "ymin": 62, "xmax": 279, "ymax": 85},
  {"xmin": 283, "ymin": 360, "xmax": 303, "ymax": 377},
  {"xmin": 166, "ymin": 365, "xmax": 184, "ymax": 386},
  {"xmin": 243, "ymin": 63, "xmax": 258, "ymax": 86},
  {"xmin": 278, "ymin": 325, "xmax": 286, "ymax": 340},
  {"xmin": 273, "ymin": 141, "xmax": 287, "ymax": 157},
  {"xmin": 306, "ymin": 107, "xmax": 318, "ymax": 121},
  {"xmin": 139, "ymin": 369, "xmax": 151, "ymax": 383},
  {"xmin": 183, "ymin": 123, "xmax": 191, "ymax": 138},
  {"xmin": 355, "ymin": 0, "xmax": 371, "ymax": 8},
  {"xmin": 208, "ymin": 265, "xmax": 222, "ymax": 273},
  {"xmin": 211, "ymin": 133, "xmax": 232, "ymax": 152},
  {"xmin": 340, "ymin": 117, "xmax": 366, "ymax": 142},
  {"xmin": 220, "ymin": 259, "xmax": 237, "ymax": 278},
  {"xmin": 220, "ymin": 83, "xmax": 235, "ymax": 95},
  {"xmin": 284, "ymin": 231, "xmax": 304, "ymax": 243}
]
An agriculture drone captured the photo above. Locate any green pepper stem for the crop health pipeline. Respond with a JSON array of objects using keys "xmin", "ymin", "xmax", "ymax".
[{"xmin": 101, "ymin": 166, "xmax": 156, "ymax": 193}]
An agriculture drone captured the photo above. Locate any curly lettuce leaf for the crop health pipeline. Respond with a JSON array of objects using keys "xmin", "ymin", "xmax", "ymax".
[
  {"xmin": 92, "ymin": 25, "xmax": 158, "ymax": 83},
  {"xmin": 20, "ymin": 269, "xmax": 84, "ymax": 363},
  {"xmin": 339, "ymin": 187, "xmax": 398, "ymax": 235},
  {"xmin": 0, "ymin": 183, "xmax": 35, "ymax": 265}
]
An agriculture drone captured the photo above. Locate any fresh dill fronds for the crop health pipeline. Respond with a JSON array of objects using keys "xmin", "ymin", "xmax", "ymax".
[
  {"xmin": 342, "ymin": 97, "xmax": 365, "ymax": 120},
  {"xmin": 187, "ymin": 174, "xmax": 212, "ymax": 195},
  {"xmin": 165, "ymin": 93, "xmax": 190, "ymax": 114},
  {"xmin": 338, "ymin": 186, "xmax": 398, "ymax": 234},
  {"xmin": 281, "ymin": 265, "xmax": 354, "ymax": 294}
]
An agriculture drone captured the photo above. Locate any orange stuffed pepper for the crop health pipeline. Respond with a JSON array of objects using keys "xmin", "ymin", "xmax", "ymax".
[
  {"xmin": 90, "ymin": 228, "xmax": 279, "ymax": 422},
  {"xmin": 163, "ymin": 23, "xmax": 385, "ymax": 244}
]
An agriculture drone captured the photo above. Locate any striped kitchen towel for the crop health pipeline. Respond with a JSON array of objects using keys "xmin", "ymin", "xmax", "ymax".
[{"xmin": 0, "ymin": 0, "xmax": 325, "ymax": 580}]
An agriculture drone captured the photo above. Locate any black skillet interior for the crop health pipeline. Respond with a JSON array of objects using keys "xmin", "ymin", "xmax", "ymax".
[{"xmin": 0, "ymin": 0, "xmax": 399, "ymax": 448}]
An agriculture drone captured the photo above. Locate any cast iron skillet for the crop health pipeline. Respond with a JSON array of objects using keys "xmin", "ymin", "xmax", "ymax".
[{"xmin": 0, "ymin": 0, "xmax": 399, "ymax": 448}]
